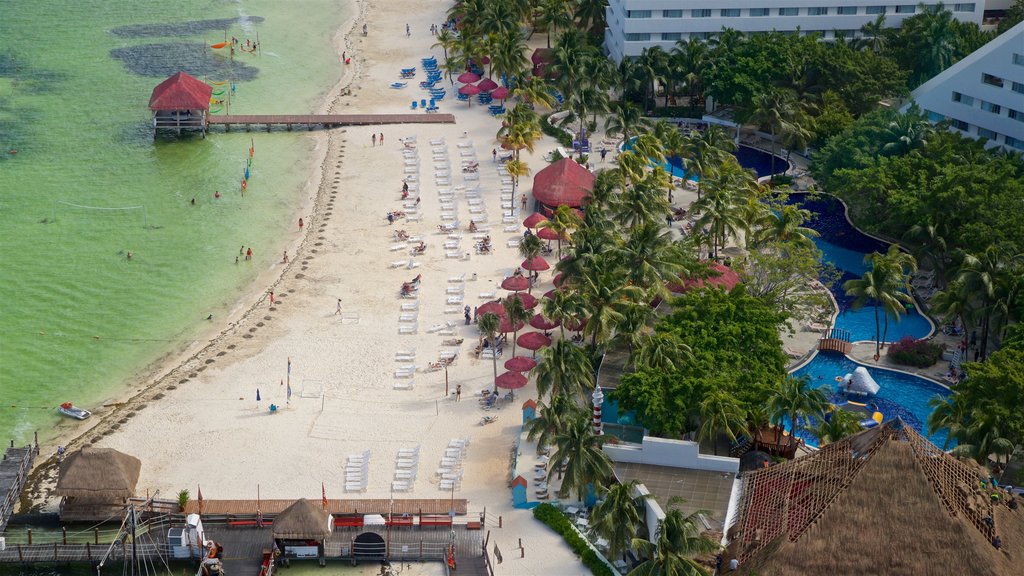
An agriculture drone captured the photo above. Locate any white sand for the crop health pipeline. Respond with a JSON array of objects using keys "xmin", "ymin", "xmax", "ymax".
[{"xmin": 42, "ymin": 1, "xmax": 591, "ymax": 574}]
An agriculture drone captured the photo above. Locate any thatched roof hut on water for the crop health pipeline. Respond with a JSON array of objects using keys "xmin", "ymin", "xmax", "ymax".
[
  {"xmin": 56, "ymin": 447, "xmax": 141, "ymax": 521},
  {"xmin": 726, "ymin": 420, "xmax": 1024, "ymax": 575}
]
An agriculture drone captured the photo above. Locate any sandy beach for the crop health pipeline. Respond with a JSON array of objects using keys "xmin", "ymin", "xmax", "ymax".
[{"xmin": 27, "ymin": 0, "xmax": 592, "ymax": 574}]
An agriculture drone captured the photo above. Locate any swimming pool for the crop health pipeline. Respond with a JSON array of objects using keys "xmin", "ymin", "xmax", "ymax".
[
  {"xmin": 666, "ymin": 145, "xmax": 790, "ymax": 180},
  {"xmin": 793, "ymin": 193, "xmax": 933, "ymax": 343},
  {"xmin": 792, "ymin": 352, "xmax": 951, "ymax": 447}
]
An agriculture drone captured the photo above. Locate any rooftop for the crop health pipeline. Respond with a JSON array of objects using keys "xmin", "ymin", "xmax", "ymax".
[{"xmin": 614, "ymin": 462, "xmax": 735, "ymax": 531}]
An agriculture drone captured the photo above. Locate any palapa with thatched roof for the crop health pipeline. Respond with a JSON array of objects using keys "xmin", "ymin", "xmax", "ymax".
[
  {"xmin": 726, "ymin": 420, "xmax": 1024, "ymax": 575},
  {"xmin": 56, "ymin": 447, "xmax": 141, "ymax": 502},
  {"xmin": 272, "ymin": 498, "xmax": 333, "ymax": 540}
]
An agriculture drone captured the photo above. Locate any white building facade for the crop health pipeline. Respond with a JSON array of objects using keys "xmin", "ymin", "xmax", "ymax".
[
  {"xmin": 604, "ymin": 0, "xmax": 985, "ymax": 62},
  {"xmin": 907, "ymin": 20, "xmax": 1024, "ymax": 152}
]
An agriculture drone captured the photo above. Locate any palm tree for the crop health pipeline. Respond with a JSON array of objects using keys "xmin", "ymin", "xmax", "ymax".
[
  {"xmin": 432, "ymin": 28, "xmax": 457, "ymax": 62},
  {"xmin": 489, "ymin": 29, "xmax": 530, "ymax": 83},
  {"xmin": 680, "ymin": 125, "xmax": 735, "ymax": 199},
  {"xmin": 635, "ymin": 46, "xmax": 668, "ymax": 112},
  {"xmin": 479, "ymin": 1, "xmax": 521, "ymax": 36},
  {"xmin": 590, "ymin": 480, "xmax": 650, "ymax": 563},
  {"xmin": 810, "ymin": 408, "xmax": 863, "ymax": 445},
  {"xmin": 632, "ymin": 332, "xmax": 692, "ymax": 372},
  {"xmin": 549, "ymin": 412, "xmax": 614, "ymax": 500},
  {"xmin": 767, "ymin": 375, "xmax": 829, "ymax": 453},
  {"xmin": 697, "ymin": 390, "xmax": 749, "ymax": 455},
  {"xmin": 504, "ymin": 159, "xmax": 531, "ymax": 216},
  {"xmin": 518, "ymin": 234, "xmax": 545, "ymax": 293},
  {"xmin": 956, "ymin": 245, "xmax": 1020, "ymax": 358},
  {"xmin": 752, "ymin": 204, "xmax": 820, "ymax": 250},
  {"xmin": 928, "ymin": 280, "xmax": 974, "ymax": 338},
  {"xmin": 903, "ymin": 215, "xmax": 950, "ymax": 281},
  {"xmin": 533, "ymin": 339, "xmax": 594, "ymax": 400},
  {"xmin": 618, "ymin": 222, "xmax": 691, "ymax": 295},
  {"xmin": 503, "ymin": 296, "xmax": 531, "ymax": 358},
  {"xmin": 951, "ymin": 411, "xmax": 1017, "ymax": 464},
  {"xmin": 542, "ymin": 288, "xmax": 585, "ymax": 339},
  {"xmin": 575, "ymin": 0, "xmax": 610, "ymax": 36},
  {"xmin": 870, "ymin": 246, "xmax": 918, "ymax": 347},
  {"xmin": 539, "ymin": 204, "xmax": 582, "ymax": 258},
  {"xmin": 628, "ymin": 507, "xmax": 718, "ymax": 576},
  {"xmin": 842, "ymin": 268, "xmax": 887, "ymax": 357},
  {"xmin": 903, "ymin": 5, "xmax": 959, "ymax": 85},
  {"xmin": 536, "ymin": 0, "xmax": 574, "ymax": 48},
  {"xmin": 576, "ymin": 255, "xmax": 645, "ymax": 348},
  {"xmin": 858, "ymin": 14, "xmax": 887, "ymax": 53},
  {"xmin": 525, "ymin": 392, "xmax": 585, "ymax": 451},
  {"xmin": 614, "ymin": 178, "xmax": 670, "ymax": 231},
  {"xmin": 690, "ymin": 160, "xmax": 753, "ymax": 258},
  {"xmin": 927, "ymin": 395, "xmax": 968, "ymax": 451},
  {"xmin": 879, "ymin": 109, "xmax": 934, "ymax": 156},
  {"xmin": 604, "ymin": 102, "xmax": 649, "ymax": 149},
  {"xmin": 671, "ymin": 38, "xmax": 709, "ymax": 108},
  {"xmin": 742, "ymin": 88, "xmax": 799, "ymax": 178},
  {"xmin": 512, "ymin": 75, "xmax": 557, "ymax": 110},
  {"xmin": 478, "ymin": 312, "xmax": 501, "ymax": 392}
]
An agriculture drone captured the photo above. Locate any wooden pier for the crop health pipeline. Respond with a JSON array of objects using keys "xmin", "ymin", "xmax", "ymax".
[
  {"xmin": 0, "ymin": 439, "xmax": 38, "ymax": 533},
  {"xmin": 207, "ymin": 113, "xmax": 456, "ymax": 132}
]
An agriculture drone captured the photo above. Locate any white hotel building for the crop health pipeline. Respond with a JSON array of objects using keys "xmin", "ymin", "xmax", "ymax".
[
  {"xmin": 604, "ymin": 0, "xmax": 985, "ymax": 62},
  {"xmin": 906, "ymin": 20, "xmax": 1024, "ymax": 152}
]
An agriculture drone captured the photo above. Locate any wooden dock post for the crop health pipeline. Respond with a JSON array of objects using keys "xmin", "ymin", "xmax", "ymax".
[
  {"xmin": 27, "ymin": 529, "xmax": 31, "ymax": 545},
  {"xmin": 62, "ymin": 527, "xmax": 67, "ymax": 544},
  {"xmin": 94, "ymin": 528, "xmax": 99, "ymax": 544},
  {"xmin": 86, "ymin": 542, "xmax": 91, "ymax": 560}
]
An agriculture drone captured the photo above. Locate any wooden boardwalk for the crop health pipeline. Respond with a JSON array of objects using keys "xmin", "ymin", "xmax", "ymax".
[
  {"xmin": 184, "ymin": 498, "xmax": 467, "ymax": 516},
  {"xmin": 207, "ymin": 113, "xmax": 455, "ymax": 131},
  {"xmin": 0, "ymin": 441, "xmax": 38, "ymax": 533}
]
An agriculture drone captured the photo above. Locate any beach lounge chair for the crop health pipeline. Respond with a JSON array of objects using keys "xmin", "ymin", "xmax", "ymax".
[
  {"xmin": 391, "ymin": 481, "xmax": 412, "ymax": 492},
  {"xmin": 406, "ymin": 213, "xmax": 422, "ymax": 222},
  {"xmin": 446, "ymin": 295, "xmax": 464, "ymax": 305},
  {"xmin": 389, "ymin": 243, "xmax": 408, "ymax": 252},
  {"xmin": 400, "ymin": 302, "xmax": 419, "ymax": 312},
  {"xmin": 445, "ymin": 286, "xmax": 464, "ymax": 295},
  {"xmin": 389, "ymin": 260, "xmax": 409, "ymax": 269},
  {"xmin": 430, "ymin": 137, "xmax": 445, "ymax": 145},
  {"xmin": 398, "ymin": 446, "xmax": 420, "ymax": 456},
  {"xmin": 399, "ymin": 324, "xmax": 418, "ymax": 335},
  {"xmin": 391, "ymin": 82, "xmax": 408, "ymax": 89},
  {"xmin": 399, "ymin": 313, "xmax": 417, "ymax": 322},
  {"xmin": 393, "ymin": 381, "xmax": 414, "ymax": 390},
  {"xmin": 457, "ymin": 141, "xmax": 473, "ymax": 149},
  {"xmin": 411, "ymin": 101, "xmax": 418, "ymax": 110},
  {"xmin": 507, "ymin": 239, "xmax": 521, "ymax": 248}
]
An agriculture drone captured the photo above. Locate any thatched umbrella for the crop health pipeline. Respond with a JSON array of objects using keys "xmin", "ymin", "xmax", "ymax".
[
  {"xmin": 272, "ymin": 498, "xmax": 333, "ymax": 540},
  {"xmin": 56, "ymin": 447, "xmax": 141, "ymax": 503}
]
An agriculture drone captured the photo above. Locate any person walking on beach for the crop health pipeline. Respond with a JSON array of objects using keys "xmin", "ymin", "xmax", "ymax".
[
  {"xmin": 269, "ymin": 291, "xmax": 275, "ymax": 305},
  {"xmin": 406, "ymin": 23, "xmax": 410, "ymax": 37},
  {"xmin": 298, "ymin": 217, "xmax": 304, "ymax": 229},
  {"xmin": 600, "ymin": 147, "xmax": 607, "ymax": 162},
  {"xmin": 521, "ymin": 194, "xmax": 527, "ymax": 210},
  {"xmin": 372, "ymin": 133, "xmax": 376, "ymax": 147},
  {"xmin": 379, "ymin": 133, "xmax": 384, "ymax": 146},
  {"xmin": 282, "ymin": 250, "xmax": 288, "ymax": 263},
  {"xmin": 335, "ymin": 299, "xmax": 343, "ymax": 315},
  {"xmin": 492, "ymin": 148, "xmax": 497, "ymax": 163},
  {"xmin": 455, "ymin": 384, "xmax": 461, "ymax": 401},
  {"xmin": 363, "ymin": 23, "xmax": 368, "ymax": 35},
  {"xmin": 246, "ymin": 247, "xmax": 253, "ymax": 260}
]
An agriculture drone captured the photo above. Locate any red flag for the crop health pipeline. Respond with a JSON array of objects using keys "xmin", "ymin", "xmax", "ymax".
[{"xmin": 322, "ymin": 482, "xmax": 328, "ymax": 509}]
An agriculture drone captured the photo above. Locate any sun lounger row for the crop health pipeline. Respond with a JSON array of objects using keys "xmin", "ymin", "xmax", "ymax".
[
  {"xmin": 393, "ymin": 446, "xmax": 419, "ymax": 490},
  {"xmin": 345, "ymin": 450, "xmax": 370, "ymax": 492}
]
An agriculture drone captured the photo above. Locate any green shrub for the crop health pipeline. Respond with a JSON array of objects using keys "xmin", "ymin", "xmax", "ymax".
[
  {"xmin": 541, "ymin": 114, "xmax": 573, "ymax": 148},
  {"xmin": 886, "ymin": 336, "xmax": 943, "ymax": 368},
  {"xmin": 533, "ymin": 503, "xmax": 615, "ymax": 576}
]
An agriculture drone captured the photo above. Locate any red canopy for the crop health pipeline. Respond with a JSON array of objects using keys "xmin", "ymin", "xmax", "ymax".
[
  {"xmin": 565, "ymin": 317, "xmax": 588, "ymax": 332},
  {"xmin": 553, "ymin": 273, "xmax": 564, "ymax": 287},
  {"xmin": 508, "ymin": 292, "xmax": 538, "ymax": 309},
  {"xmin": 530, "ymin": 313, "xmax": 560, "ymax": 330},
  {"xmin": 522, "ymin": 256, "xmax": 550, "ymax": 272},
  {"xmin": 531, "ymin": 158, "xmax": 595, "ymax": 209},
  {"xmin": 491, "ymin": 87, "xmax": 509, "ymax": 100},
  {"xmin": 478, "ymin": 78, "xmax": 499, "ymax": 92},
  {"xmin": 459, "ymin": 84, "xmax": 482, "ymax": 96},
  {"xmin": 667, "ymin": 262, "xmax": 741, "ymax": 293},
  {"xmin": 504, "ymin": 356, "xmax": 538, "ymax": 372},
  {"xmin": 523, "ymin": 213, "xmax": 548, "ymax": 229},
  {"xmin": 495, "ymin": 371, "xmax": 528, "ymax": 390},
  {"xmin": 501, "ymin": 276, "xmax": 530, "ymax": 292},
  {"xmin": 499, "ymin": 317, "xmax": 526, "ymax": 333},
  {"xmin": 517, "ymin": 332, "xmax": 552, "ymax": 350},
  {"xmin": 537, "ymin": 227, "xmax": 562, "ymax": 241},
  {"xmin": 543, "ymin": 289, "xmax": 559, "ymax": 300},
  {"xmin": 457, "ymin": 72, "xmax": 481, "ymax": 83},
  {"xmin": 149, "ymin": 72, "xmax": 213, "ymax": 111},
  {"xmin": 476, "ymin": 300, "xmax": 506, "ymax": 318}
]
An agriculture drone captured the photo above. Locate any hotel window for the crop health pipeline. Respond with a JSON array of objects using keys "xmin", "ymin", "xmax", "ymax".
[
  {"xmin": 866, "ymin": 6, "xmax": 886, "ymax": 14},
  {"xmin": 1014, "ymin": 53, "xmax": 1024, "ymax": 66},
  {"xmin": 1012, "ymin": 81, "xmax": 1024, "ymax": 94},
  {"xmin": 1007, "ymin": 136, "xmax": 1024, "ymax": 150},
  {"xmin": 1009, "ymin": 109, "xmax": 1024, "ymax": 122},
  {"xmin": 779, "ymin": 7, "xmax": 800, "ymax": 15},
  {"xmin": 808, "ymin": 7, "xmax": 830, "ymax": 15},
  {"xmin": 926, "ymin": 110, "xmax": 945, "ymax": 122},
  {"xmin": 627, "ymin": 10, "xmax": 652, "ymax": 18},
  {"xmin": 663, "ymin": 9, "xmax": 684, "ymax": 17},
  {"xmin": 953, "ymin": 3, "xmax": 975, "ymax": 10},
  {"xmin": 721, "ymin": 8, "xmax": 741, "ymax": 16},
  {"xmin": 952, "ymin": 92, "xmax": 974, "ymax": 106},
  {"xmin": 750, "ymin": 7, "xmax": 770, "ymax": 15},
  {"xmin": 625, "ymin": 33, "xmax": 651, "ymax": 41},
  {"xmin": 691, "ymin": 32, "xmax": 713, "ymax": 39},
  {"xmin": 896, "ymin": 5, "xmax": 915, "ymax": 13},
  {"xmin": 950, "ymin": 118, "xmax": 969, "ymax": 130},
  {"xmin": 662, "ymin": 32, "xmax": 682, "ymax": 41},
  {"xmin": 980, "ymin": 100, "xmax": 1001, "ymax": 114},
  {"xmin": 838, "ymin": 6, "xmax": 858, "ymax": 14},
  {"xmin": 692, "ymin": 9, "xmax": 712, "ymax": 17},
  {"xmin": 977, "ymin": 127, "xmax": 997, "ymax": 140},
  {"xmin": 982, "ymin": 73, "xmax": 1004, "ymax": 88}
]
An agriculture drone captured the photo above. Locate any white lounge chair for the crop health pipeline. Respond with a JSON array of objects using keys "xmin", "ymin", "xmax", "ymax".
[
  {"xmin": 393, "ymin": 381, "xmax": 414, "ymax": 390},
  {"xmin": 447, "ymin": 295, "xmax": 464, "ymax": 305},
  {"xmin": 401, "ymin": 302, "xmax": 419, "ymax": 312},
  {"xmin": 399, "ymin": 313, "xmax": 418, "ymax": 322},
  {"xmin": 446, "ymin": 286, "xmax": 464, "ymax": 294},
  {"xmin": 478, "ymin": 291, "xmax": 496, "ymax": 299},
  {"xmin": 390, "ymin": 243, "xmax": 408, "ymax": 252},
  {"xmin": 399, "ymin": 324, "xmax": 418, "ymax": 334},
  {"xmin": 457, "ymin": 141, "xmax": 473, "ymax": 149},
  {"xmin": 390, "ymin": 260, "xmax": 409, "ymax": 268}
]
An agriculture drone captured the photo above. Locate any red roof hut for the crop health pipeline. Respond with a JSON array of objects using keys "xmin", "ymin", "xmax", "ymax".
[
  {"xmin": 531, "ymin": 48, "xmax": 555, "ymax": 78},
  {"xmin": 149, "ymin": 72, "xmax": 212, "ymax": 135},
  {"xmin": 531, "ymin": 158, "xmax": 595, "ymax": 211}
]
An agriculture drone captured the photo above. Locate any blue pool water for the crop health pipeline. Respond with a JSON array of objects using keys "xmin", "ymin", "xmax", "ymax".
[
  {"xmin": 794, "ymin": 194, "xmax": 933, "ymax": 343},
  {"xmin": 666, "ymin": 145, "xmax": 790, "ymax": 180},
  {"xmin": 792, "ymin": 353, "xmax": 951, "ymax": 448}
]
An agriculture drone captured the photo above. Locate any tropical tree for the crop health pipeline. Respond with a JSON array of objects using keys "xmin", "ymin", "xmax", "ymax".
[
  {"xmin": 512, "ymin": 75, "xmax": 558, "ymax": 109},
  {"xmin": 432, "ymin": 28, "xmax": 457, "ymax": 62},
  {"xmin": 880, "ymin": 109, "xmax": 934, "ymax": 156},
  {"xmin": 858, "ymin": 14, "xmax": 887, "ymax": 53},
  {"xmin": 752, "ymin": 204, "xmax": 820, "ymax": 250},
  {"xmin": 631, "ymin": 332, "xmax": 693, "ymax": 372},
  {"xmin": 810, "ymin": 408, "xmax": 864, "ymax": 445},
  {"xmin": 634, "ymin": 46, "xmax": 668, "ymax": 112},
  {"xmin": 614, "ymin": 176, "xmax": 671, "ymax": 231},
  {"xmin": 539, "ymin": 204, "xmax": 582, "ymax": 257},
  {"xmin": 628, "ymin": 507, "xmax": 718, "ymax": 576},
  {"xmin": 767, "ymin": 375, "xmax": 829, "ymax": 452},
  {"xmin": 518, "ymin": 234, "xmax": 545, "ymax": 293},
  {"xmin": 605, "ymin": 101, "xmax": 649, "ymax": 149},
  {"xmin": 955, "ymin": 245, "xmax": 1021, "ymax": 358},
  {"xmin": 671, "ymin": 38, "xmax": 709, "ymax": 107},
  {"xmin": 542, "ymin": 288, "xmax": 586, "ymax": 339},
  {"xmin": 504, "ymin": 158, "xmax": 531, "ymax": 217},
  {"xmin": 489, "ymin": 29, "xmax": 530, "ymax": 82},
  {"xmin": 575, "ymin": 0, "xmax": 610, "ymax": 36},
  {"xmin": 697, "ymin": 389, "xmax": 749, "ymax": 455},
  {"xmin": 533, "ymin": 339, "xmax": 595, "ymax": 400},
  {"xmin": 742, "ymin": 87, "xmax": 800, "ymax": 177},
  {"xmin": 524, "ymin": 391, "xmax": 585, "ymax": 451},
  {"xmin": 536, "ymin": 0, "xmax": 574, "ymax": 48},
  {"xmin": 690, "ymin": 159, "xmax": 754, "ymax": 258},
  {"xmin": 680, "ymin": 125, "xmax": 735, "ymax": 199},
  {"xmin": 590, "ymin": 480, "xmax": 650, "ymax": 562},
  {"xmin": 478, "ymin": 312, "xmax": 501, "ymax": 392},
  {"xmin": 549, "ymin": 412, "xmax": 614, "ymax": 500},
  {"xmin": 503, "ymin": 296, "xmax": 531, "ymax": 358},
  {"xmin": 950, "ymin": 410, "xmax": 1017, "ymax": 464},
  {"xmin": 575, "ymin": 255, "xmax": 645, "ymax": 348},
  {"xmin": 617, "ymin": 222, "xmax": 692, "ymax": 295},
  {"xmin": 927, "ymin": 394, "xmax": 969, "ymax": 451},
  {"xmin": 842, "ymin": 248, "xmax": 917, "ymax": 358}
]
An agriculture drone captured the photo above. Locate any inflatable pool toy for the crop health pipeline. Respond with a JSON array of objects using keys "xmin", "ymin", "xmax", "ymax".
[{"xmin": 211, "ymin": 42, "xmax": 228, "ymax": 49}]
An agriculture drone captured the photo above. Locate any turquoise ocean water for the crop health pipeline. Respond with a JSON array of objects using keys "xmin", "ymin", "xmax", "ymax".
[{"xmin": 0, "ymin": 0, "xmax": 349, "ymax": 445}]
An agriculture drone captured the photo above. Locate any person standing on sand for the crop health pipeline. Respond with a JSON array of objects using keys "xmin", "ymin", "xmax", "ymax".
[
  {"xmin": 372, "ymin": 133, "xmax": 376, "ymax": 147},
  {"xmin": 282, "ymin": 251, "xmax": 288, "ymax": 263},
  {"xmin": 269, "ymin": 291, "xmax": 275, "ymax": 305},
  {"xmin": 379, "ymin": 133, "xmax": 384, "ymax": 146},
  {"xmin": 246, "ymin": 247, "xmax": 253, "ymax": 260},
  {"xmin": 521, "ymin": 194, "xmax": 527, "ymax": 210},
  {"xmin": 455, "ymin": 384, "xmax": 461, "ymax": 401},
  {"xmin": 335, "ymin": 299, "xmax": 343, "ymax": 315},
  {"xmin": 298, "ymin": 217, "xmax": 304, "ymax": 229},
  {"xmin": 406, "ymin": 24, "xmax": 410, "ymax": 37}
]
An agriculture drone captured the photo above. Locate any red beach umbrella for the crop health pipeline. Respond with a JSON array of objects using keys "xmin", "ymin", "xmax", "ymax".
[
  {"xmin": 537, "ymin": 227, "xmax": 562, "ymax": 241},
  {"xmin": 457, "ymin": 72, "xmax": 481, "ymax": 83},
  {"xmin": 501, "ymin": 276, "xmax": 530, "ymax": 292},
  {"xmin": 523, "ymin": 213, "xmax": 548, "ymax": 229},
  {"xmin": 667, "ymin": 261, "xmax": 742, "ymax": 293},
  {"xmin": 499, "ymin": 317, "xmax": 526, "ymax": 333},
  {"xmin": 476, "ymin": 300, "xmax": 506, "ymax": 318},
  {"xmin": 478, "ymin": 78, "xmax": 499, "ymax": 92},
  {"xmin": 495, "ymin": 371, "xmax": 528, "ymax": 398},
  {"xmin": 458, "ymin": 83, "xmax": 482, "ymax": 95},
  {"xmin": 508, "ymin": 292, "xmax": 538, "ymax": 309},
  {"xmin": 565, "ymin": 317, "xmax": 588, "ymax": 332},
  {"xmin": 553, "ymin": 273, "xmax": 564, "ymax": 287},
  {"xmin": 518, "ymin": 332, "xmax": 552, "ymax": 351},
  {"xmin": 491, "ymin": 87, "xmax": 509, "ymax": 100},
  {"xmin": 530, "ymin": 313, "xmax": 560, "ymax": 330},
  {"xmin": 504, "ymin": 356, "xmax": 537, "ymax": 372},
  {"xmin": 543, "ymin": 289, "xmax": 558, "ymax": 300},
  {"xmin": 522, "ymin": 256, "xmax": 550, "ymax": 272}
]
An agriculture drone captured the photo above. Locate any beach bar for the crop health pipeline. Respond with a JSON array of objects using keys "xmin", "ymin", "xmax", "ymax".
[
  {"xmin": 149, "ymin": 71, "xmax": 212, "ymax": 136},
  {"xmin": 272, "ymin": 498, "xmax": 333, "ymax": 566}
]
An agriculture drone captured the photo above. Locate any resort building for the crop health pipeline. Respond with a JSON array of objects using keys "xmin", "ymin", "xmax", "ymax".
[
  {"xmin": 906, "ymin": 20, "xmax": 1024, "ymax": 152},
  {"xmin": 604, "ymin": 0, "xmax": 985, "ymax": 61}
]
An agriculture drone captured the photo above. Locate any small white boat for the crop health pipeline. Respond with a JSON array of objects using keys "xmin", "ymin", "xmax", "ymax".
[{"xmin": 58, "ymin": 402, "xmax": 91, "ymax": 420}]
